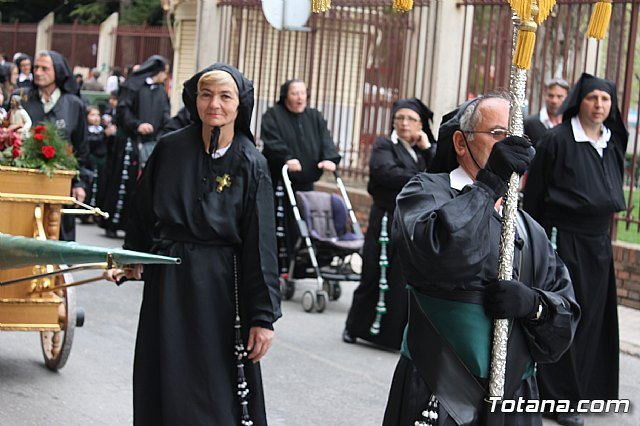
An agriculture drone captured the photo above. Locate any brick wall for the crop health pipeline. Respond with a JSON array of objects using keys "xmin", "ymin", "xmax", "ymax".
[
  {"xmin": 613, "ymin": 241, "xmax": 640, "ymax": 309},
  {"xmin": 316, "ymin": 182, "xmax": 640, "ymax": 311}
]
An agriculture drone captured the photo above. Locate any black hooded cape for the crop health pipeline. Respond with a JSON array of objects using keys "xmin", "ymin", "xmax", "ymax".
[
  {"xmin": 123, "ymin": 63, "xmax": 281, "ymax": 425},
  {"xmin": 21, "ymin": 50, "xmax": 89, "ymax": 241},
  {"xmin": 523, "ymin": 72, "xmax": 625, "ymax": 404},
  {"xmin": 102, "ymin": 55, "xmax": 171, "ymax": 232},
  {"xmin": 261, "ymin": 80, "xmax": 341, "ymax": 190},
  {"xmin": 383, "ymin": 172, "xmax": 579, "ymax": 425}
]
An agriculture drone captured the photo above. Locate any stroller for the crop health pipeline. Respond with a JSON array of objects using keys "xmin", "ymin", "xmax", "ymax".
[{"xmin": 278, "ymin": 164, "xmax": 364, "ymax": 312}]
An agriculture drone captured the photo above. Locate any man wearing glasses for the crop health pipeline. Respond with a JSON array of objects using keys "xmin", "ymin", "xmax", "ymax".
[
  {"xmin": 383, "ymin": 93, "xmax": 579, "ymax": 426},
  {"xmin": 524, "ymin": 77, "xmax": 570, "ymax": 146}
]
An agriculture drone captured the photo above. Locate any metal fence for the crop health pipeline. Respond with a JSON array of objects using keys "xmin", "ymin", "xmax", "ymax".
[
  {"xmin": 0, "ymin": 22, "xmax": 37, "ymax": 60},
  {"xmin": 217, "ymin": 0, "xmax": 433, "ymax": 180},
  {"xmin": 114, "ymin": 23, "xmax": 174, "ymax": 70},
  {"xmin": 459, "ymin": 0, "xmax": 640, "ymax": 237},
  {"xmin": 51, "ymin": 22, "xmax": 101, "ymax": 69}
]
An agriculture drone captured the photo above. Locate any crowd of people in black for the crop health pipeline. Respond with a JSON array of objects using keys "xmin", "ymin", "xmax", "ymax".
[{"xmin": 1, "ymin": 47, "xmax": 627, "ymax": 426}]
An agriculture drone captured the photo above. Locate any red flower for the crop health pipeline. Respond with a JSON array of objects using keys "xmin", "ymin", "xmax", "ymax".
[
  {"xmin": 11, "ymin": 132, "xmax": 22, "ymax": 147},
  {"xmin": 34, "ymin": 125, "xmax": 47, "ymax": 134},
  {"xmin": 42, "ymin": 145, "xmax": 56, "ymax": 159},
  {"xmin": 33, "ymin": 133, "xmax": 46, "ymax": 142},
  {"xmin": 12, "ymin": 147, "xmax": 21, "ymax": 158}
]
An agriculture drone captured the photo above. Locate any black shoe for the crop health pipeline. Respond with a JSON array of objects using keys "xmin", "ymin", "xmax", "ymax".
[
  {"xmin": 342, "ymin": 328, "xmax": 356, "ymax": 344},
  {"xmin": 105, "ymin": 229, "xmax": 119, "ymax": 239},
  {"xmin": 556, "ymin": 413, "xmax": 584, "ymax": 426}
]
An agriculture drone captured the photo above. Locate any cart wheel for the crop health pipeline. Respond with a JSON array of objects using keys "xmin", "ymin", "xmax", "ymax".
[
  {"xmin": 279, "ymin": 277, "xmax": 295, "ymax": 301},
  {"xmin": 323, "ymin": 280, "xmax": 342, "ymax": 301},
  {"xmin": 315, "ymin": 291, "xmax": 327, "ymax": 313},
  {"xmin": 302, "ymin": 290, "xmax": 315, "ymax": 312},
  {"xmin": 40, "ymin": 272, "xmax": 76, "ymax": 371}
]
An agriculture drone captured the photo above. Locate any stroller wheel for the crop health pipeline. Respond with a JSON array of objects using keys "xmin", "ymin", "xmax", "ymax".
[
  {"xmin": 323, "ymin": 280, "xmax": 342, "ymax": 301},
  {"xmin": 302, "ymin": 291, "xmax": 315, "ymax": 312},
  {"xmin": 279, "ymin": 277, "xmax": 295, "ymax": 301},
  {"xmin": 315, "ymin": 291, "xmax": 328, "ymax": 313}
]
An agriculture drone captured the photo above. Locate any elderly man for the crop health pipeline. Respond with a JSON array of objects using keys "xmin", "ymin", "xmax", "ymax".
[
  {"xmin": 383, "ymin": 93, "xmax": 579, "ymax": 426},
  {"xmin": 22, "ymin": 50, "xmax": 90, "ymax": 241},
  {"xmin": 523, "ymin": 73, "xmax": 626, "ymax": 426},
  {"xmin": 524, "ymin": 77, "xmax": 570, "ymax": 146}
]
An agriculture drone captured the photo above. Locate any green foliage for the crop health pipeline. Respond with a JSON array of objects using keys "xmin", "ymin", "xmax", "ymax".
[
  {"xmin": 617, "ymin": 188, "xmax": 640, "ymax": 244},
  {"xmin": 119, "ymin": 0, "xmax": 164, "ymax": 26},
  {"xmin": 0, "ymin": 0, "xmax": 161, "ymax": 25},
  {"xmin": 69, "ymin": 1, "xmax": 112, "ymax": 24}
]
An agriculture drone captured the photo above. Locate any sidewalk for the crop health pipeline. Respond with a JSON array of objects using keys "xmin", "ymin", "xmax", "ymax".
[{"xmin": 619, "ymin": 305, "xmax": 640, "ymax": 357}]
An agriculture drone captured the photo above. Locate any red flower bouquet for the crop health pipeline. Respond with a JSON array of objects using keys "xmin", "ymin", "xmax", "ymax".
[{"xmin": 10, "ymin": 122, "xmax": 78, "ymax": 176}]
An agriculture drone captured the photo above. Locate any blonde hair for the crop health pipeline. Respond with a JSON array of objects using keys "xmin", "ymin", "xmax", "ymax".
[{"xmin": 197, "ymin": 70, "xmax": 238, "ymax": 96}]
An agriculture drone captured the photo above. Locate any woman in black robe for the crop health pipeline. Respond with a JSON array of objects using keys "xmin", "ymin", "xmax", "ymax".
[
  {"xmin": 523, "ymin": 73, "xmax": 626, "ymax": 425},
  {"xmin": 261, "ymin": 80, "xmax": 342, "ymax": 274},
  {"xmin": 101, "ymin": 55, "xmax": 170, "ymax": 238},
  {"xmin": 106, "ymin": 63, "xmax": 281, "ymax": 425},
  {"xmin": 343, "ymin": 97, "xmax": 435, "ymax": 349}
]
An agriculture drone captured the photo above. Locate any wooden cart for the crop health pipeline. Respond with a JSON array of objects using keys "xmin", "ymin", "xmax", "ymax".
[{"xmin": 0, "ymin": 165, "xmax": 94, "ymax": 370}]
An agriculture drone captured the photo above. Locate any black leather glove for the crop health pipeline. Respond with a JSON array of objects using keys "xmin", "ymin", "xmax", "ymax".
[
  {"xmin": 484, "ymin": 279, "xmax": 541, "ymax": 319},
  {"xmin": 485, "ymin": 135, "xmax": 532, "ymax": 182}
]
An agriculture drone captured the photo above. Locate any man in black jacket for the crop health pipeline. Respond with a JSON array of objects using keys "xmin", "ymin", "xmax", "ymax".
[
  {"xmin": 383, "ymin": 93, "xmax": 580, "ymax": 426},
  {"xmin": 22, "ymin": 50, "xmax": 90, "ymax": 241},
  {"xmin": 524, "ymin": 77, "xmax": 570, "ymax": 146}
]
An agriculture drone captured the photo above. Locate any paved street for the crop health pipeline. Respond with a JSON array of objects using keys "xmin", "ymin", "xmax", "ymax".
[{"xmin": 1, "ymin": 222, "xmax": 639, "ymax": 425}]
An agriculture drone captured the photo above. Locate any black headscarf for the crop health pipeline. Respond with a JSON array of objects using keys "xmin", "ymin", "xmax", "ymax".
[
  {"xmin": 277, "ymin": 79, "xmax": 305, "ymax": 106},
  {"xmin": 15, "ymin": 53, "xmax": 31, "ymax": 72},
  {"xmin": 429, "ymin": 97, "xmax": 482, "ymax": 173},
  {"xmin": 392, "ymin": 97, "xmax": 436, "ymax": 146},
  {"xmin": 182, "ymin": 62, "xmax": 255, "ymax": 143},
  {"xmin": 120, "ymin": 54, "xmax": 168, "ymax": 92},
  {"xmin": 560, "ymin": 72, "xmax": 627, "ymax": 142},
  {"xmin": 41, "ymin": 50, "xmax": 77, "ymax": 94}
]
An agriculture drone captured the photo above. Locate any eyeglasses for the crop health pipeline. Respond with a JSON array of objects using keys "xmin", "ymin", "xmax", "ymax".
[
  {"xmin": 464, "ymin": 128, "xmax": 509, "ymax": 140},
  {"xmin": 393, "ymin": 115, "xmax": 421, "ymax": 123}
]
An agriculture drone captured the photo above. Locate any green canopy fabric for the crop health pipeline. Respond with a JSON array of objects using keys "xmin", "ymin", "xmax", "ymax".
[{"xmin": 0, "ymin": 234, "xmax": 180, "ymax": 270}]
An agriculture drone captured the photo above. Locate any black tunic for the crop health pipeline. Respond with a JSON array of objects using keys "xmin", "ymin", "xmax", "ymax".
[
  {"xmin": 102, "ymin": 83, "xmax": 170, "ymax": 232},
  {"xmin": 261, "ymin": 104, "xmax": 341, "ymax": 191},
  {"xmin": 523, "ymin": 113, "xmax": 548, "ymax": 147},
  {"xmin": 261, "ymin": 104, "xmax": 341, "ymax": 269},
  {"xmin": 124, "ymin": 123, "xmax": 281, "ymax": 425},
  {"xmin": 86, "ymin": 125, "xmax": 107, "ymax": 210},
  {"xmin": 345, "ymin": 136, "xmax": 430, "ymax": 350},
  {"xmin": 523, "ymin": 121, "xmax": 624, "ymax": 403},
  {"xmin": 384, "ymin": 173, "xmax": 579, "ymax": 426}
]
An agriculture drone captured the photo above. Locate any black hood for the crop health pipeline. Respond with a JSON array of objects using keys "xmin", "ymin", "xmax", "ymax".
[
  {"xmin": 120, "ymin": 54, "xmax": 168, "ymax": 91},
  {"xmin": 182, "ymin": 62, "xmax": 255, "ymax": 143},
  {"xmin": 392, "ymin": 97, "xmax": 436, "ymax": 146},
  {"xmin": 277, "ymin": 79, "xmax": 305, "ymax": 106},
  {"xmin": 560, "ymin": 72, "xmax": 627, "ymax": 143},
  {"xmin": 429, "ymin": 98, "xmax": 482, "ymax": 173},
  {"xmin": 41, "ymin": 50, "xmax": 77, "ymax": 94}
]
